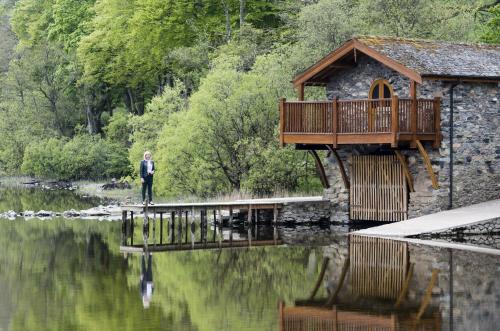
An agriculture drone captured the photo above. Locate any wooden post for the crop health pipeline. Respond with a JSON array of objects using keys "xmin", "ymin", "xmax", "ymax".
[
  {"xmin": 213, "ymin": 210, "xmax": 217, "ymax": 242},
  {"xmin": 433, "ymin": 96, "xmax": 441, "ymax": 148},
  {"xmin": 273, "ymin": 204, "xmax": 278, "ymax": 224},
  {"xmin": 229, "ymin": 207, "xmax": 233, "ymax": 243},
  {"xmin": 217, "ymin": 209, "xmax": 222, "ymax": 248},
  {"xmin": 391, "ymin": 95, "xmax": 399, "ymax": 147},
  {"xmin": 298, "ymin": 83, "xmax": 304, "ymax": 101},
  {"xmin": 121, "ymin": 211, "xmax": 128, "ymax": 245},
  {"xmin": 410, "ymin": 80, "xmax": 417, "ymax": 148},
  {"xmin": 185, "ymin": 211, "xmax": 189, "ymax": 244},
  {"xmin": 171, "ymin": 211, "xmax": 175, "ymax": 244},
  {"xmin": 203, "ymin": 208, "xmax": 208, "ymax": 246},
  {"xmin": 130, "ymin": 211, "xmax": 134, "ymax": 246},
  {"xmin": 159, "ymin": 212, "xmax": 163, "ymax": 245},
  {"xmin": 332, "ymin": 97, "xmax": 338, "ymax": 147},
  {"xmin": 247, "ymin": 205, "xmax": 252, "ymax": 223},
  {"xmin": 191, "ymin": 207, "xmax": 195, "ymax": 249},
  {"xmin": 279, "ymin": 98, "xmax": 286, "ymax": 147}
]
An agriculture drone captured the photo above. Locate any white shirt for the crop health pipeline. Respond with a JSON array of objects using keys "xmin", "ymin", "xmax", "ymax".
[{"xmin": 147, "ymin": 160, "xmax": 153, "ymax": 174}]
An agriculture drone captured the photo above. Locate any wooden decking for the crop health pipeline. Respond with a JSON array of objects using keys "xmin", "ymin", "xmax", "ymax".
[
  {"xmin": 279, "ymin": 97, "xmax": 440, "ymax": 148},
  {"xmin": 121, "ymin": 196, "xmax": 327, "ymax": 214}
]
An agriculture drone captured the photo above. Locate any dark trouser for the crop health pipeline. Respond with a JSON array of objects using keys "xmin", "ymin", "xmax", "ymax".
[{"xmin": 142, "ymin": 175, "xmax": 153, "ymax": 202}]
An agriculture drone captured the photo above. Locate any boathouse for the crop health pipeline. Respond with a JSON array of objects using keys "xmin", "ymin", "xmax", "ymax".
[{"xmin": 279, "ymin": 36, "xmax": 500, "ymax": 222}]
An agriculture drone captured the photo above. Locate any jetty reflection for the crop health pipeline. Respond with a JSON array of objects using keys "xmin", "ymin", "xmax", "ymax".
[
  {"xmin": 280, "ymin": 235, "xmax": 441, "ymax": 331},
  {"xmin": 120, "ymin": 208, "xmax": 282, "ymax": 253}
]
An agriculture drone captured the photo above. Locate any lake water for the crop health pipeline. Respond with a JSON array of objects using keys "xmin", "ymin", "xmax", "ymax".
[{"xmin": 0, "ymin": 186, "xmax": 498, "ymax": 331}]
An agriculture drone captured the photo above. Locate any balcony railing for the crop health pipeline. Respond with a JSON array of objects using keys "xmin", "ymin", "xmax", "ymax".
[{"xmin": 279, "ymin": 96, "xmax": 440, "ymax": 147}]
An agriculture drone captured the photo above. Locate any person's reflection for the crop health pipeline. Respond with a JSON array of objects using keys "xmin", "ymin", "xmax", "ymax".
[{"xmin": 140, "ymin": 252, "xmax": 154, "ymax": 308}]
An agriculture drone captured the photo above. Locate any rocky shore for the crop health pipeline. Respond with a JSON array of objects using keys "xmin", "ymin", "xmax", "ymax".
[{"xmin": 0, "ymin": 205, "xmax": 123, "ymax": 221}]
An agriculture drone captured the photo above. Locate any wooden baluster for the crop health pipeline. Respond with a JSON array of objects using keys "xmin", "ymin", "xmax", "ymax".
[{"xmin": 391, "ymin": 96, "xmax": 399, "ymax": 147}]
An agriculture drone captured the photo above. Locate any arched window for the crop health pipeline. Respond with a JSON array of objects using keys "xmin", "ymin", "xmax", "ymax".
[{"xmin": 369, "ymin": 79, "xmax": 393, "ymax": 99}]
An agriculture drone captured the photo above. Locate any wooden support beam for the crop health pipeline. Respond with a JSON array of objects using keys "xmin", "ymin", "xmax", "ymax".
[
  {"xmin": 326, "ymin": 145, "xmax": 350, "ymax": 190},
  {"xmin": 325, "ymin": 257, "xmax": 350, "ymax": 307},
  {"xmin": 273, "ymin": 204, "xmax": 278, "ymax": 224},
  {"xmin": 416, "ymin": 140, "xmax": 439, "ymax": 189},
  {"xmin": 416, "ymin": 269, "xmax": 439, "ymax": 320},
  {"xmin": 309, "ymin": 150, "xmax": 330, "ymax": 189},
  {"xmin": 394, "ymin": 150, "xmax": 415, "ymax": 192},
  {"xmin": 308, "ymin": 257, "xmax": 330, "ymax": 300},
  {"xmin": 394, "ymin": 263, "xmax": 415, "ymax": 308}
]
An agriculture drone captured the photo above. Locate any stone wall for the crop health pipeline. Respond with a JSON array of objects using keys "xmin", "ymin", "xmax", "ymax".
[
  {"xmin": 277, "ymin": 200, "xmax": 331, "ymax": 224},
  {"xmin": 323, "ymin": 54, "xmax": 500, "ymax": 221}
]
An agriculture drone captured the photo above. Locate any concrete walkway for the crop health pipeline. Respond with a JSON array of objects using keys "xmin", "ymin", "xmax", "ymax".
[{"xmin": 354, "ymin": 199, "xmax": 500, "ymax": 238}]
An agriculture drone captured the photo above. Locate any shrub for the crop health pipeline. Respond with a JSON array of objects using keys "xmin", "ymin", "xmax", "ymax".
[{"xmin": 22, "ymin": 135, "xmax": 131, "ymax": 180}]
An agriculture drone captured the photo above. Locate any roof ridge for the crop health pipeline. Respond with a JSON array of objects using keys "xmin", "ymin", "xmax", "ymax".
[{"xmin": 353, "ymin": 35, "xmax": 500, "ymax": 48}]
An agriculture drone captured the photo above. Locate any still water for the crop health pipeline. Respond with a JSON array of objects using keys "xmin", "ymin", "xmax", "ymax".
[{"xmin": 0, "ymin": 186, "xmax": 498, "ymax": 331}]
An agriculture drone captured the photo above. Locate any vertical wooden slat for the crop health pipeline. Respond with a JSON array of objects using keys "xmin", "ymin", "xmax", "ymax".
[{"xmin": 350, "ymin": 155, "xmax": 408, "ymax": 222}]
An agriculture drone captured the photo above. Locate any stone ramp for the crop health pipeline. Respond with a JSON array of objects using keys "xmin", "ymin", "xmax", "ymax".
[{"xmin": 353, "ymin": 199, "xmax": 500, "ymax": 238}]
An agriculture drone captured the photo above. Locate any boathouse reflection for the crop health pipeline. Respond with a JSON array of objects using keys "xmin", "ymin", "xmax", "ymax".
[{"xmin": 280, "ymin": 235, "xmax": 441, "ymax": 331}]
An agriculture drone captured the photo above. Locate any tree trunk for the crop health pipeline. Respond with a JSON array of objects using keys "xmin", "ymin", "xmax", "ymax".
[
  {"xmin": 125, "ymin": 88, "xmax": 137, "ymax": 114},
  {"xmin": 239, "ymin": 0, "xmax": 245, "ymax": 26},
  {"xmin": 222, "ymin": 0, "xmax": 231, "ymax": 41},
  {"xmin": 86, "ymin": 104, "xmax": 101, "ymax": 135}
]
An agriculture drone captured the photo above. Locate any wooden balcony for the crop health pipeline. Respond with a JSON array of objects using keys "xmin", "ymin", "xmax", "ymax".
[{"xmin": 279, "ymin": 96, "xmax": 441, "ymax": 148}]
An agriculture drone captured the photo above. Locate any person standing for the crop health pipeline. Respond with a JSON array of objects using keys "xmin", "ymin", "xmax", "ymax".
[{"xmin": 140, "ymin": 151, "xmax": 155, "ymax": 205}]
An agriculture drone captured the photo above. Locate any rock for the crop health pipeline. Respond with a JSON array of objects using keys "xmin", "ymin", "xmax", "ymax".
[
  {"xmin": 63, "ymin": 209, "xmax": 80, "ymax": 217},
  {"xmin": 102, "ymin": 179, "xmax": 131, "ymax": 190},
  {"xmin": 36, "ymin": 210, "xmax": 54, "ymax": 217},
  {"xmin": 23, "ymin": 210, "xmax": 35, "ymax": 217},
  {"xmin": 80, "ymin": 207, "xmax": 111, "ymax": 217},
  {"xmin": 6, "ymin": 210, "xmax": 17, "ymax": 218}
]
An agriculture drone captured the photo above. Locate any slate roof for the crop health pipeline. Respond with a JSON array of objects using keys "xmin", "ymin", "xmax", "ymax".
[{"xmin": 356, "ymin": 36, "xmax": 500, "ymax": 79}]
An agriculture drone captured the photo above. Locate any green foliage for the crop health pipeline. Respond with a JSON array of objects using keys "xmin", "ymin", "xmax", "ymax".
[
  {"xmin": 128, "ymin": 82, "xmax": 188, "ymax": 184},
  {"xmin": 104, "ymin": 109, "xmax": 130, "ymax": 146},
  {"xmin": 21, "ymin": 134, "xmax": 131, "ymax": 180},
  {"xmin": 480, "ymin": 4, "xmax": 500, "ymax": 43},
  {"xmin": 1, "ymin": 0, "xmax": 496, "ymax": 194}
]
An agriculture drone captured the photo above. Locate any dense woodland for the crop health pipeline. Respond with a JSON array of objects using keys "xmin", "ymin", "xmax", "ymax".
[{"xmin": 0, "ymin": 0, "xmax": 498, "ymax": 198}]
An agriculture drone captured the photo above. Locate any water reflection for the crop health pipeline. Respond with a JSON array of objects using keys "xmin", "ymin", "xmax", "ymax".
[
  {"xmin": 140, "ymin": 252, "xmax": 154, "ymax": 309},
  {"xmin": 0, "ymin": 186, "xmax": 105, "ymax": 212},
  {"xmin": 280, "ymin": 234, "xmax": 499, "ymax": 331},
  {"xmin": 0, "ymin": 186, "xmax": 498, "ymax": 331},
  {"xmin": 120, "ymin": 210, "xmax": 282, "ymax": 253}
]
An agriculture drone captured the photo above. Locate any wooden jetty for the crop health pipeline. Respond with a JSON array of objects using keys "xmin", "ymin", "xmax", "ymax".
[{"xmin": 119, "ymin": 197, "xmax": 322, "ymax": 253}]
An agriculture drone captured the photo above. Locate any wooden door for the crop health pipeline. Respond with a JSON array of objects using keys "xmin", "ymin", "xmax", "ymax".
[
  {"xmin": 350, "ymin": 155, "xmax": 407, "ymax": 222},
  {"xmin": 369, "ymin": 79, "xmax": 393, "ymax": 132}
]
